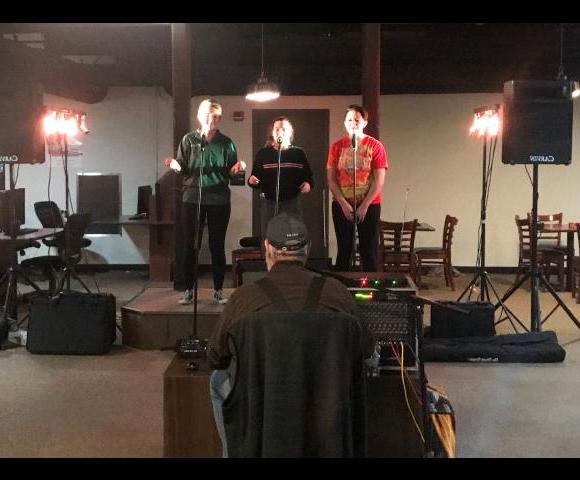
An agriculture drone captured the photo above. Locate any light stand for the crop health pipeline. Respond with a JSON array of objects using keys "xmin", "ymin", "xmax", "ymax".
[
  {"xmin": 456, "ymin": 106, "xmax": 526, "ymax": 332},
  {"xmin": 495, "ymin": 164, "xmax": 580, "ymax": 332},
  {"xmin": 350, "ymin": 135, "xmax": 358, "ymax": 270},
  {"xmin": 60, "ymin": 133, "xmax": 74, "ymax": 292},
  {"xmin": 44, "ymin": 109, "xmax": 91, "ymax": 294}
]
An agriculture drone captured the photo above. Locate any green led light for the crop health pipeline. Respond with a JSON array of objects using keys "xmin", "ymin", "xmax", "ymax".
[{"xmin": 355, "ymin": 293, "xmax": 373, "ymax": 301}]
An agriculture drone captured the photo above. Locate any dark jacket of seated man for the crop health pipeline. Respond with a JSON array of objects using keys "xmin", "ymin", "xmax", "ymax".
[
  {"xmin": 207, "ymin": 219, "xmax": 375, "ymax": 383},
  {"xmin": 206, "ymin": 212, "xmax": 375, "ymax": 458}
]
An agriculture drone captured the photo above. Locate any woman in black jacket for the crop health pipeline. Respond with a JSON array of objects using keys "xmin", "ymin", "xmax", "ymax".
[{"xmin": 248, "ymin": 116, "xmax": 314, "ymax": 240}]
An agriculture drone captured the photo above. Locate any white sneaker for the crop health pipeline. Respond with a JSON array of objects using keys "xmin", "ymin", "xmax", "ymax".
[
  {"xmin": 179, "ymin": 289, "xmax": 193, "ymax": 305},
  {"xmin": 214, "ymin": 289, "xmax": 228, "ymax": 305}
]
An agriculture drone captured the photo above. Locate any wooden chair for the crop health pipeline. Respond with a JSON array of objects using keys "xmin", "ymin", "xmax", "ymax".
[
  {"xmin": 415, "ymin": 215, "xmax": 458, "ymax": 290},
  {"xmin": 379, "ymin": 219, "xmax": 418, "ymax": 281},
  {"xmin": 515, "ymin": 215, "xmax": 565, "ymax": 291},
  {"xmin": 528, "ymin": 212, "xmax": 567, "ymax": 255},
  {"xmin": 231, "ymin": 237, "xmax": 263, "ymax": 288}
]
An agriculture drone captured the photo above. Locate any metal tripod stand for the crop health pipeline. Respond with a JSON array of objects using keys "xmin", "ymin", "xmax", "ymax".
[
  {"xmin": 456, "ymin": 127, "xmax": 528, "ymax": 333},
  {"xmin": 494, "ymin": 164, "xmax": 580, "ymax": 332}
]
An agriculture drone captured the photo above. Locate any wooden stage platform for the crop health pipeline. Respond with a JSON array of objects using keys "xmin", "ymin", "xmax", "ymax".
[{"xmin": 121, "ymin": 286, "xmax": 234, "ymax": 350}]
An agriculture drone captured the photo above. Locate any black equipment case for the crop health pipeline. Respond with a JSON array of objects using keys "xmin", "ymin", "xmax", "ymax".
[
  {"xmin": 27, "ymin": 292, "xmax": 116, "ymax": 355},
  {"xmin": 430, "ymin": 301, "xmax": 495, "ymax": 338}
]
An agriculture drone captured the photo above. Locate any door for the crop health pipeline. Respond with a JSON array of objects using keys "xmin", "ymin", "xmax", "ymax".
[{"xmin": 252, "ymin": 109, "xmax": 329, "ymax": 261}]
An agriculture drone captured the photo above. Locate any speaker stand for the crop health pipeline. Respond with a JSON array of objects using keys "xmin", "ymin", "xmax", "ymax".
[{"xmin": 495, "ymin": 164, "xmax": 580, "ymax": 332}]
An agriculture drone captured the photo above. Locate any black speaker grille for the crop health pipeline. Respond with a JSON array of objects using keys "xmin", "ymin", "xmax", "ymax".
[{"xmin": 502, "ymin": 80, "xmax": 573, "ymax": 165}]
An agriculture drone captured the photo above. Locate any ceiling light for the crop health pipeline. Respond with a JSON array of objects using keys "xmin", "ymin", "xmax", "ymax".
[
  {"xmin": 246, "ymin": 74, "xmax": 280, "ymax": 102},
  {"xmin": 246, "ymin": 24, "xmax": 280, "ymax": 102}
]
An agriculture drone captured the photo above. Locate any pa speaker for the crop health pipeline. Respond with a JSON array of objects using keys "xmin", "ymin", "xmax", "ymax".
[
  {"xmin": 502, "ymin": 80, "xmax": 573, "ymax": 165},
  {"xmin": 0, "ymin": 83, "xmax": 46, "ymax": 164}
]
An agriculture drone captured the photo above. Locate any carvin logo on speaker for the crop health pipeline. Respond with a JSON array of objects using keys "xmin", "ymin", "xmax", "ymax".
[
  {"xmin": 529, "ymin": 155, "xmax": 555, "ymax": 163},
  {"xmin": 0, "ymin": 154, "xmax": 18, "ymax": 163}
]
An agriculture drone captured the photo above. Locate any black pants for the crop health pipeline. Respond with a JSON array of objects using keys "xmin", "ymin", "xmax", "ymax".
[
  {"xmin": 332, "ymin": 202, "xmax": 380, "ymax": 272},
  {"xmin": 182, "ymin": 202, "xmax": 231, "ymax": 291},
  {"xmin": 259, "ymin": 195, "xmax": 302, "ymax": 244}
]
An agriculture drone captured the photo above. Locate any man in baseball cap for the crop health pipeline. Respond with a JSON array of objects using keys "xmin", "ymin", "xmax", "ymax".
[
  {"xmin": 206, "ymin": 212, "xmax": 374, "ymax": 456},
  {"xmin": 264, "ymin": 212, "xmax": 310, "ymax": 267}
]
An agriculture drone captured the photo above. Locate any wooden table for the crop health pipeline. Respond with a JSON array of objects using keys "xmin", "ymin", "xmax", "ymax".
[
  {"xmin": 539, "ymin": 224, "xmax": 577, "ymax": 291},
  {"xmin": 85, "ymin": 214, "xmax": 175, "ymax": 282},
  {"xmin": 0, "ymin": 227, "xmax": 63, "ymax": 243},
  {"xmin": 417, "ymin": 222, "xmax": 435, "ymax": 232}
]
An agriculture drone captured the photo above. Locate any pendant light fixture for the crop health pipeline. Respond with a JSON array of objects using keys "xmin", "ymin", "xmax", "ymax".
[{"xmin": 246, "ymin": 23, "xmax": 280, "ymax": 102}]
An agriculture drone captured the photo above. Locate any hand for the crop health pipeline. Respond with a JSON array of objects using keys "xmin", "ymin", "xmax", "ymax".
[
  {"xmin": 165, "ymin": 157, "xmax": 181, "ymax": 172},
  {"xmin": 299, "ymin": 182, "xmax": 311, "ymax": 194},
  {"xmin": 230, "ymin": 160, "xmax": 246, "ymax": 175},
  {"xmin": 248, "ymin": 175, "xmax": 260, "ymax": 186},
  {"xmin": 340, "ymin": 200, "xmax": 354, "ymax": 221},
  {"xmin": 355, "ymin": 203, "xmax": 369, "ymax": 223}
]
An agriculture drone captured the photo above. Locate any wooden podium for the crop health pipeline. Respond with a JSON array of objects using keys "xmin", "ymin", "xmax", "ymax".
[
  {"xmin": 163, "ymin": 355, "xmax": 222, "ymax": 458},
  {"xmin": 163, "ymin": 354, "xmax": 425, "ymax": 458}
]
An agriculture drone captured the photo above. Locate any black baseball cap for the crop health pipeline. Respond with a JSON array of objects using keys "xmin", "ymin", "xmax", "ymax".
[{"xmin": 266, "ymin": 212, "xmax": 309, "ymax": 251}]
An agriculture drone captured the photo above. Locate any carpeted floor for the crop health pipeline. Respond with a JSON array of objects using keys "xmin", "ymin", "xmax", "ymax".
[{"xmin": 1, "ymin": 269, "xmax": 580, "ymax": 458}]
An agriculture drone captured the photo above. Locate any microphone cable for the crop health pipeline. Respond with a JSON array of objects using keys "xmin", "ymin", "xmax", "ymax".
[{"xmin": 400, "ymin": 342, "xmax": 425, "ymax": 444}]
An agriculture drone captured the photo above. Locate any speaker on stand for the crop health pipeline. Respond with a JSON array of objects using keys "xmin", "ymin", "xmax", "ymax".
[
  {"xmin": 498, "ymin": 79, "xmax": 580, "ymax": 333},
  {"xmin": 502, "ymin": 80, "xmax": 573, "ymax": 166}
]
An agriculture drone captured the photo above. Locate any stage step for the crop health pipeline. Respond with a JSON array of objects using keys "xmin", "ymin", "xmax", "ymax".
[{"xmin": 121, "ymin": 287, "xmax": 233, "ymax": 350}]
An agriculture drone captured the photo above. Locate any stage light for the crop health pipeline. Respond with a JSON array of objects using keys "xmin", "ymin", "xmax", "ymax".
[
  {"xmin": 43, "ymin": 111, "xmax": 57, "ymax": 136},
  {"xmin": 246, "ymin": 24, "xmax": 280, "ymax": 102},
  {"xmin": 43, "ymin": 109, "xmax": 88, "ymax": 138},
  {"xmin": 469, "ymin": 105, "xmax": 500, "ymax": 137},
  {"xmin": 359, "ymin": 277, "xmax": 369, "ymax": 287},
  {"xmin": 572, "ymin": 81, "xmax": 580, "ymax": 99},
  {"xmin": 78, "ymin": 114, "xmax": 89, "ymax": 134}
]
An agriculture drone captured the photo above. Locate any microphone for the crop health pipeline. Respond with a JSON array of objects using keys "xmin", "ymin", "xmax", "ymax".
[
  {"xmin": 351, "ymin": 134, "xmax": 357, "ymax": 149},
  {"xmin": 277, "ymin": 136, "xmax": 283, "ymax": 145},
  {"xmin": 200, "ymin": 134, "xmax": 207, "ymax": 148}
]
